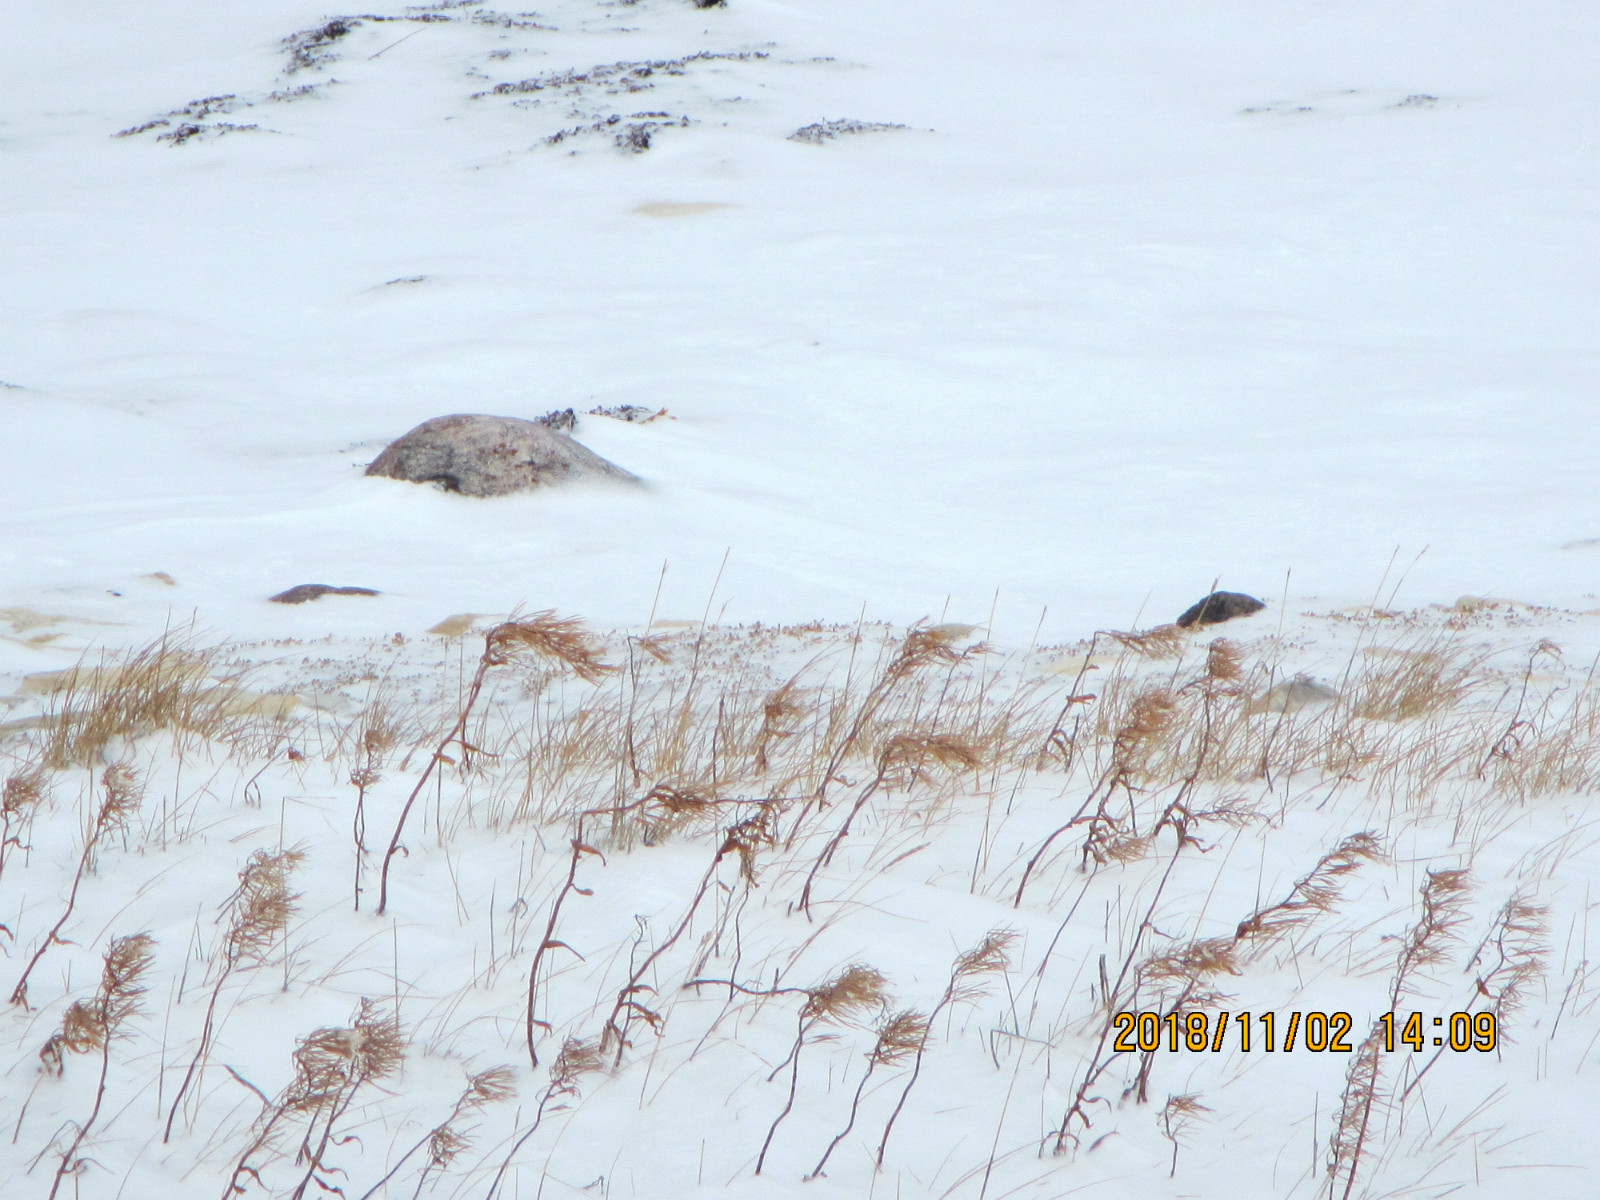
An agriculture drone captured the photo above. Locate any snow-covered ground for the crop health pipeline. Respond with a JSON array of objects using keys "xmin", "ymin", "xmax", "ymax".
[{"xmin": 2, "ymin": 2, "xmax": 1598, "ymax": 1197}]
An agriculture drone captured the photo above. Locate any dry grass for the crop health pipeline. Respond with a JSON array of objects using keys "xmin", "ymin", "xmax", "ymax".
[
  {"xmin": 2, "ymin": 605, "xmax": 1598, "ymax": 1197},
  {"xmin": 30, "ymin": 633, "xmax": 270, "ymax": 769}
]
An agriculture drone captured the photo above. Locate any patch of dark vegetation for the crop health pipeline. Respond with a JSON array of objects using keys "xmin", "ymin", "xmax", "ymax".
[
  {"xmin": 479, "ymin": 50, "xmax": 769, "ymax": 100},
  {"xmin": 542, "ymin": 112, "xmax": 690, "ymax": 153},
  {"xmin": 589, "ymin": 404, "xmax": 668, "ymax": 423},
  {"xmin": 284, "ymin": 19, "xmax": 362, "ymax": 73},
  {"xmin": 265, "ymin": 84, "xmax": 323, "ymax": 103},
  {"xmin": 535, "ymin": 405, "xmax": 670, "ymax": 432},
  {"xmin": 535, "ymin": 408, "xmax": 577, "ymax": 433},
  {"xmin": 118, "ymin": 94, "xmax": 242, "ymax": 136},
  {"xmin": 114, "ymin": 119, "xmax": 170, "ymax": 139},
  {"xmin": 617, "ymin": 122, "xmax": 655, "ymax": 152},
  {"xmin": 383, "ymin": 275, "xmax": 429, "ymax": 286},
  {"xmin": 119, "ymin": 85, "xmax": 331, "ymax": 141},
  {"xmin": 789, "ymin": 118, "xmax": 909, "ymax": 144},
  {"xmin": 282, "ymin": 11, "xmax": 487, "ymax": 74},
  {"xmin": 156, "ymin": 122, "xmax": 263, "ymax": 146},
  {"xmin": 468, "ymin": 11, "xmax": 553, "ymax": 29}
]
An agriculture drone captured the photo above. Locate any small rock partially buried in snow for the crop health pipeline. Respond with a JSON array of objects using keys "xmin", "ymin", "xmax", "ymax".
[
  {"xmin": 1247, "ymin": 676, "xmax": 1339, "ymax": 716},
  {"xmin": 427, "ymin": 614, "xmax": 487, "ymax": 638},
  {"xmin": 365, "ymin": 414, "xmax": 638, "ymax": 498},
  {"xmin": 270, "ymin": 584, "xmax": 380, "ymax": 605},
  {"xmin": 1176, "ymin": 591, "xmax": 1266, "ymax": 628}
]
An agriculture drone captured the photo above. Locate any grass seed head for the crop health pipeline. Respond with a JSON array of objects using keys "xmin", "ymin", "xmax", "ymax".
[
  {"xmin": 1204, "ymin": 639, "xmax": 1244, "ymax": 686},
  {"xmin": 42, "ymin": 931, "xmax": 156, "ymax": 1070},
  {"xmin": 485, "ymin": 613, "xmax": 615, "ymax": 682},
  {"xmin": 1142, "ymin": 937, "xmax": 1240, "ymax": 986},
  {"xmin": 3, "ymin": 768, "xmax": 46, "ymax": 817},
  {"xmin": 1112, "ymin": 689, "xmax": 1177, "ymax": 770},
  {"xmin": 878, "ymin": 732, "xmax": 982, "ymax": 783},
  {"xmin": 467, "ymin": 1064, "xmax": 518, "ymax": 1108},
  {"xmin": 804, "ymin": 964, "xmax": 888, "ymax": 1024},
  {"xmin": 550, "ymin": 1037, "xmax": 604, "ymax": 1095},
  {"xmin": 225, "ymin": 847, "xmax": 304, "ymax": 966},
  {"xmin": 872, "ymin": 1009, "xmax": 930, "ymax": 1065},
  {"xmin": 720, "ymin": 805, "xmax": 777, "ymax": 884},
  {"xmin": 886, "ymin": 623, "xmax": 969, "ymax": 684},
  {"xmin": 95, "ymin": 763, "xmax": 144, "ymax": 840},
  {"xmin": 1106, "ymin": 624, "xmax": 1184, "ymax": 659},
  {"xmin": 288, "ymin": 999, "xmax": 404, "ymax": 1111}
]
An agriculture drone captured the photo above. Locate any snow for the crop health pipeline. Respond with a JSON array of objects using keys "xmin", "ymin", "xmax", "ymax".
[{"xmin": 2, "ymin": 1, "xmax": 1598, "ymax": 1197}]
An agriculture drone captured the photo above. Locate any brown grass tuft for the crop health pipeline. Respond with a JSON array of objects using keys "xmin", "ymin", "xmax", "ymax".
[
  {"xmin": 38, "ymin": 634, "xmax": 255, "ymax": 768},
  {"xmin": 1105, "ymin": 624, "xmax": 1185, "ymax": 659},
  {"xmin": 486, "ymin": 613, "xmax": 616, "ymax": 682},
  {"xmin": 804, "ymin": 964, "xmax": 889, "ymax": 1023}
]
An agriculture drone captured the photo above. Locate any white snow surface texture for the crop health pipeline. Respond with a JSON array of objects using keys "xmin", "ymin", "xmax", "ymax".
[
  {"xmin": 2, "ymin": 1, "xmax": 1599, "ymax": 1199},
  {"xmin": 2, "ymin": 0, "xmax": 1596, "ymax": 642}
]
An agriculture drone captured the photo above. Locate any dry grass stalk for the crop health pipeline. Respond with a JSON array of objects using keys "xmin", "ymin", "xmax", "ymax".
[
  {"xmin": 524, "ymin": 836, "xmax": 605, "ymax": 1068},
  {"xmin": 223, "ymin": 999, "xmax": 404, "ymax": 1200},
  {"xmin": 1015, "ymin": 687, "xmax": 1176, "ymax": 904},
  {"xmin": 349, "ymin": 765, "xmax": 376, "ymax": 910},
  {"xmin": 1348, "ymin": 641, "xmax": 1485, "ymax": 722},
  {"xmin": 1473, "ymin": 892, "xmax": 1549, "ymax": 1025},
  {"xmin": 10, "ymin": 764, "xmax": 145, "ymax": 1008},
  {"xmin": 636, "ymin": 782, "xmax": 726, "ymax": 844},
  {"xmin": 1392, "ymin": 868, "xmax": 1473, "ymax": 982},
  {"xmin": 483, "ymin": 1038, "xmax": 605, "ymax": 1200},
  {"xmin": 165, "ymin": 847, "xmax": 304, "ymax": 1141},
  {"xmin": 1125, "ymin": 938, "xmax": 1241, "ymax": 1104},
  {"xmin": 1326, "ymin": 1025, "xmax": 1387, "ymax": 1200},
  {"xmin": 356, "ymin": 1065, "xmax": 515, "ymax": 1200},
  {"xmin": 39, "ymin": 634, "xmax": 250, "ymax": 769},
  {"xmin": 1049, "ymin": 862, "xmax": 1249, "ymax": 1157},
  {"xmin": 485, "ymin": 613, "xmax": 615, "ymax": 682},
  {"xmin": 599, "ymin": 805, "xmax": 778, "ymax": 1066},
  {"xmin": 1482, "ymin": 652, "xmax": 1600, "ymax": 799},
  {"xmin": 1203, "ymin": 639, "xmax": 1245, "ymax": 687},
  {"xmin": 0, "ymin": 766, "xmax": 46, "ymax": 889},
  {"xmin": 757, "ymin": 964, "xmax": 888, "ymax": 1174},
  {"xmin": 1327, "ymin": 869, "xmax": 1472, "ymax": 1200},
  {"xmin": 786, "ymin": 622, "xmax": 974, "ymax": 845},
  {"xmin": 877, "ymin": 931, "xmax": 1014, "ymax": 1167},
  {"xmin": 1104, "ymin": 624, "xmax": 1185, "ymax": 659},
  {"xmin": 378, "ymin": 613, "xmax": 613, "ymax": 915},
  {"xmin": 1234, "ymin": 832, "xmax": 1384, "ymax": 951},
  {"xmin": 753, "ymin": 677, "xmax": 807, "ymax": 772},
  {"xmin": 1399, "ymin": 890, "xmax": 1550, "ymax": 1106},
  {"xmin": 808, "ymin": 1008, "xmax": 927, "ymax": 1178},
  {"xmin": 43, "ymin": 932, "xmax": 156, "ymax": 1200},
  {"xmin": 1160, "ymin": 1093, "xmax": 1209, "ymax": 1178},
  {"xmin": 799, "ymin": 728, "xmax": 981, "ymax": 916}
]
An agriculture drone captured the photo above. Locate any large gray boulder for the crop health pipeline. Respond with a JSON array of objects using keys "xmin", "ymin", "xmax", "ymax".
[{"xmin": 365, "ymin": 414, "xmax": 638, "ymax": 497}]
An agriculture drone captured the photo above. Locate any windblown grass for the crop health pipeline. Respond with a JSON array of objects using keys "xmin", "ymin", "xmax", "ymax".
[{"xmin": 2, "ymin": 603, "xmax": 1598, "ymax": 1198}]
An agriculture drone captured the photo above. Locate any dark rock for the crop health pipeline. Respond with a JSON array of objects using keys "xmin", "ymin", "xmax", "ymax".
[
  {"xmin": 270, "ymin": 584, "xmax": 380, "ymax": 605},
  {"xmin": 1175, "ymin": 591, "xmax": 1265, "ymax": 628},
  {"xmin": 364, "ymin": 414, "xmax": 638, "ymax": 498}
]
